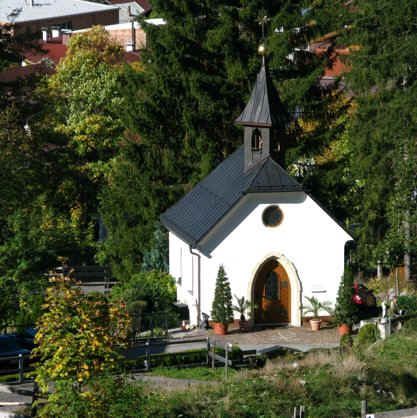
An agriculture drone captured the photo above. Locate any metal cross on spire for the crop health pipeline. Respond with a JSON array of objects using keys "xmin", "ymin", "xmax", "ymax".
[
  {"xmin": 257, "ymin": 15, "xmax": 270, "ymax": 63},
  {"xmin": 258, "ymin": 15, "xmax": 270, "ymax": 41}
]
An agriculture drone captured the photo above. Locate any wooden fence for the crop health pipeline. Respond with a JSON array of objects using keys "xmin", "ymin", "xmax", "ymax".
[{"xmin": 0, "ymin": 354, "xmax": 32, "ymax": 383}]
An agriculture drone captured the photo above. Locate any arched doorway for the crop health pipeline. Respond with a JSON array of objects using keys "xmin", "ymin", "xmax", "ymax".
[{"xmin": 253, "ymin": 258, "xmax": 291, "ymax": 324}]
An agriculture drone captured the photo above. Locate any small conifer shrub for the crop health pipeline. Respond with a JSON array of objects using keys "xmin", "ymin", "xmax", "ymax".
[
  {"xmin": 211, "ymin": 265, "xmax": 233, "ymax": 325},
  {"xmin": 334, "ymin": 268, "xmax": 359, "ymax": 327}
]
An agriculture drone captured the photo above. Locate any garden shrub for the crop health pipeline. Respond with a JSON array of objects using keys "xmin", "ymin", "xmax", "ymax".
[
  {"xmin": 355, "ymin": 324, "xmax": 380, "ymax": 349},
  {"xmin": 397, "ymin": 295, "xmax": 417, "ymax": 315},
  {"xmin": 124, "ymin": 349, "xmax": 207, "ymax": 371},
  {"xmin": 334, "ymin": 268, "xmax": 359, "ymax": 327},
  {"xmin": 403, "ymin": 317, "xmax": 417, "ymax": 333},
  {"xmin": 340, "ymin": 333, "xmax": 353, "ymax": 348}
]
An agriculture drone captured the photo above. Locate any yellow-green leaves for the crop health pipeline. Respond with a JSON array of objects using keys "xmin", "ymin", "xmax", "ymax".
[{"xmin": 33, "ymin": 274, "xmax": 130, "ymax": 395}]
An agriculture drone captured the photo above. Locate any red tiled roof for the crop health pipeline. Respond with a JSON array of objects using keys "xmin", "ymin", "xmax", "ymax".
[
  {"xmin": 323, "ymin": 50, "xmax": 349, "ymax": 78},
  {"xmin": 312, "ymin": 45, "xmax": 349, "ymax": 78},
  {"xmin": 0, "ymin": 63, "xmax": 54, "ymax": 83},
  {"xmin": 23, "ymin": 39, "xmax": 68, "ymax": 65}
]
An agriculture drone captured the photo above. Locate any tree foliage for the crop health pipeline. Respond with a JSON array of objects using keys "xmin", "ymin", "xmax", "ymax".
[
  {"xmin": 33, "ymin": 275, "xmax": 130, "ymax": 397},
  {"xmin": 334, "ymin": 268, "xmax": 359, "ymax": 327},
  {"xmin": 0, "ymin": 106, "xmax": 94, "ymax": 328},
  {"xmin": 110, "ymin": 270, "xmax": 176, "ymax": 314},
  {"xmin": 99, "ymin": 0, "xmax": 348, "ymax": 279},
  {"xmin": 341, "ymin": 0, "xmax": 417, "ymax": 269}
]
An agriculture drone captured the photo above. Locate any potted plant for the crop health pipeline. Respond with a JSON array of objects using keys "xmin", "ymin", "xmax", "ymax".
[
  {"xmin": 211, "ymin": 265, "xmax": 233, "ymax": 335},
  {"xmin": 232, "ymin": 295, "xmax": 257, "ymax": 331},
  {"xmin": 303, "ymin": 296, "xmax": 333, "ymax": 331},
  {"xmin": 334, "ymin": 268, "xmax": 359, "ymax": 336}
]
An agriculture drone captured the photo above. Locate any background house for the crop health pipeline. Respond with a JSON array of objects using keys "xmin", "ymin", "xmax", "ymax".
[
  {"xmin": 107, "ymin": 0, "xmax": 152, "ymax": 23},
  {"xmin": 0, "ymin": 0, "xmax": 119, "ymax": 34}
]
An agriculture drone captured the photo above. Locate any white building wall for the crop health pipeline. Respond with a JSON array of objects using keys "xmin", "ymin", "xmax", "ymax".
[
  {"xmin": 170, "ymin": 191, "xmax": 352, "ymax": 326},
  {"xmin": 169, "ymin": 233, "xmax": 199, "ymax": 323}
]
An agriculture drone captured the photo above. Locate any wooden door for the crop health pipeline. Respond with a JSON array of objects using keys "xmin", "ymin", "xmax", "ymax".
[{"xmin": 254, "ymin": 260, "xmax": 291, "ymax": 324}]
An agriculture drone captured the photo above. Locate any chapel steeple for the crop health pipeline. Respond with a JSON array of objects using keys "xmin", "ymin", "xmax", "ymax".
[{"xmin": 235, "ymin": 50, "xmax": 287, "ymax": 172}]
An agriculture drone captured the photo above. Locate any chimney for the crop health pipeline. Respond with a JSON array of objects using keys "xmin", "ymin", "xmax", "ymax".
[
  {"xmin": 41, "ymin": 28, "xmax": 48, "ymax": 42},
  {"xmin": 51, "ymin": 27, "xmax": 61, "ymax": 38},
  {"xmin": 61, "ymin": 29, "xmax": 72, "ymax": 46}
]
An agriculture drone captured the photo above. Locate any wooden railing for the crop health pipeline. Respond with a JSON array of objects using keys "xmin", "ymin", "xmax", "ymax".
[{"xmin": 0, "ymin": 354, "xmax": 32, "ymax": 383}]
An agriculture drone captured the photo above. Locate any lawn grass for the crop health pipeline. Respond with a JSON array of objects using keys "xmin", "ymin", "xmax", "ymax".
[
  {"xmin": 30, "ymin": 329, "xmax": 417, "ymax": 417},
  {"xmin": 0, "ymin": 370, "xmax": 35, "ymax": 383}
]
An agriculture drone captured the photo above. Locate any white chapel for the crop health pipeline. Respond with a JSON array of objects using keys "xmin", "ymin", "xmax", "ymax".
[{"xmin": 161, "ymin": 58, "xmax": 353, "ymax": 327}]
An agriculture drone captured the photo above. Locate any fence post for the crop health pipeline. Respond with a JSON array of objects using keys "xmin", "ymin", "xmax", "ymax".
[
  {"xmin": 225, "ymin": 344, "xmax": 228, "ymax": 379},
  {"xmin": 361, "ymin": 400, "xmax": 367, "ymax": 417},
  {"xmin": 145, "ymin": 339, "xmax": 151, "ymax": 371},
  {"xmin": 18, "ymin": 354, "xmax": 24, "ymax": 384},
  {"xmin": 225, "ymin": 343, "xmax": 232, "ymax": 379},
  {"xmin": 299, "ymin": 405, "xmax": 305, "ymax": 418},
  {"xmin": 206, "ymin": 337, "xmax": 210, "ymax": 366},
  {"xmin": 211, "ymin": 340, "xmax": 215, "ymax": 369}
]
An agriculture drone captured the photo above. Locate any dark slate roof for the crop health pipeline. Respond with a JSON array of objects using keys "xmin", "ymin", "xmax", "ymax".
[
  {"xmin": 160, "ymin": 146, "xmax": 302, "ymax": 247},
  {"xmin": 235, "ymin": 61, "xmax": 287, "ymax": 128}
]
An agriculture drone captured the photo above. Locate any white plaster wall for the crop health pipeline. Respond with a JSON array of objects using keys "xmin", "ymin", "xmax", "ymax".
[
  {"xmin": 169, "ymin": 232, "xmax": 199, "ymax": 323},
  {"xmin": 169, "ymin": 191, "xmax": 353, "ymax": 326}
]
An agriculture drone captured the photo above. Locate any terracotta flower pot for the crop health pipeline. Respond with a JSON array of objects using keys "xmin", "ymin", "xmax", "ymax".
[
  {"xmin": 310, "ymin": 319, "xmax": 321, "ymax": 331},
  {"xmin": 338, "ymin": 323, "xmax": 351, "ymax": 336},
  {"xmin": 213, "ymin": 322, "xmax": 228, "ymax": 335}
]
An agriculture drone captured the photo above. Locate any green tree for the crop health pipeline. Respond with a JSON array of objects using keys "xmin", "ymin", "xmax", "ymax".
[
  {"xmin": 100, "ymin": 0, "xmax": 347, "ymax": 279},
  {"xmin": 141, "ymin": 222, "xmax": 169, "ymax": 272},
  {"xmin": 0, "ymin": 107, "xmax": 95, "ymax": 328},
  {"xmin": 110, "ymin": 270, "xmax": 176, "ymax": 314},
  {"xmin": 211, "ymin": 265, "xmax": 233, "ymax": 325},
  {"xmin": 334, "ymin": 268, "xmax": 359, "ymax": 327},
  {"xmin": 0, "ymin": 27, "xmax": 128, "ymax": 327},
  {"xmin": 341, "ymin": 0, "xmax": 417, "ymax": 272},
  {"xmin": 33, "ymin": 275, "xmax": 130, "ymax": 404}
]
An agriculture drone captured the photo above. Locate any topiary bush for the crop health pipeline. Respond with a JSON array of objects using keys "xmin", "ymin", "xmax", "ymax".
[
  {"xmin": 211, "ymin": 265, "xmax": 233, "ymax": 325},
  {"xmin": 397, "ymin": 295, "xmax": 417, "ymax": 315},
  {"xmin": 355, "ymin": 324, "xmax": 380, "ymax": 349},
  {"xmin": 334, "ymin": 268, "xmax": 359, "ymax": 327}
]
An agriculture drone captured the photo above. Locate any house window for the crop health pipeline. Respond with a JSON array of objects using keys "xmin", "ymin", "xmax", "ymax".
[
  {"xmin": 251, "ymin": 128, "xmax": 263, "ymax": 152},
  {"xmin": 262, "ymin": 205, "xmax": 283, "ymax": 227}
]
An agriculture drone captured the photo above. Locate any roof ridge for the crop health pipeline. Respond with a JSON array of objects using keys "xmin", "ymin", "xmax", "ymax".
[{"xmin": 246, "ymin": 157, "xmax": 270, "ymax": 191}]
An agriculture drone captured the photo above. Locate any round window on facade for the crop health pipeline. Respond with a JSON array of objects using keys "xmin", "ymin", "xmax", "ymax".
[{"xmin": 262, "ymin": 205, "xmax": 283, "ymax": 227}]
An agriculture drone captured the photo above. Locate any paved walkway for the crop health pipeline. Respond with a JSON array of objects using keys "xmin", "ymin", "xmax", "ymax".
[
  {"xmin": 125, "ymin": 325, "xmax": 340, "ymax": 358},
  {"xmin": 0, "ymin": 381, "xmax": 33, "ymax": 418},
  {"xmin": 371, "ymin": 407, "xmax": 417, "ymax": 417},
  {"xmin": 206, "ymin": 324, "xmax": 340, "ymax": 353}
]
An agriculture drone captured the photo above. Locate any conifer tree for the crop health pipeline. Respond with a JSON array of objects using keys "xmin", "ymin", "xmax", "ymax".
[
  {"xmin": 100, "ymin": 0, "xmax": 347, "ymax": 279},
  {"xmin": 211, "ymin": 265, "xmax": 233, "ymax": 325},
  {"xmin": 334, "ymin": 268, "xmax": 359, "ymax": 327},
  {"xmin": 342, "ymin": 0, "xmax": 417, "ymax": 272}
]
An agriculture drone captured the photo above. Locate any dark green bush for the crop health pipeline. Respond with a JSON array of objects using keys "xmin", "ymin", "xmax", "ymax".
[
  {"xmin": 403, "ymin": 317, "xmax": 417, "ymax": 333},
  {"xmin": 124, "ymin": 349, "xmax": 207, "ymax": 371},
  {"xmin": 355, "ymin": 324, "xmax": 380, "ymax": 348},
  {"xmin": 397, "ymin": 295, "xmax": 417, "ymax": 314},
  {"xmin": 340, "ymin": 333, "xmax": 353, "ymax": 348},
  {"xmin": 334, "ymin": 268, "xmax": 359, "ymax": 326}
]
